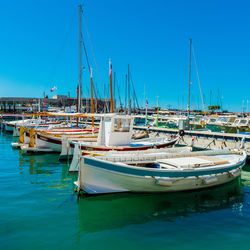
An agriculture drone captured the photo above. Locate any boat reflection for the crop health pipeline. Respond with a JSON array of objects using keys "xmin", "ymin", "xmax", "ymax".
[
  {"xmin": 77, "ymin": 178, "xmax": 243, "ymax": 233},
  {"xmin": 18, "ymin": 151, "xmax": 77, "ymax": 188},
  {"xmin": 241, "ymin": 164, "xmax": 250, "ymax": 187}
]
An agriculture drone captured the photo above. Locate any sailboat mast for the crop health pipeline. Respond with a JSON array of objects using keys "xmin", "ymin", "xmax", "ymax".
[
  {"xmin": 109, "ymin": 59, "xmax": 114, "ymax": 113},
  {"xmin": 125, "ymin": 74, "xmax": 127, "ymax": 112},
  {"xmin": 114, "ymin": 72, "xmax": 116, "ymax": 108},
  {"xmin": 91, "ymin": 67, "xmax": 94, "ymax": 126},
  {"xmin": 128, "ymin": 64, "xmax": 131, "ymax": 115},
  {"xmin": 188, "ymin": 38, "xmax": 192, "ymax": 115},
  {"xmin": 78, "ymin": 5, "xmax": 82, "ymax": 113}
]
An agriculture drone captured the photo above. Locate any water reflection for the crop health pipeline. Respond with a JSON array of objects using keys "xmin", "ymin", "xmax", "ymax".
[
  {"xmin": 19, "ymin": 152, "xmax": 58, "ymax": 175},
  {"xmin": 77, "ymin": 178, "xmax": 243, "ymax": 233},
  {"xmin": 18, "ymin": 151, "xmax": 77, "ymax": 188},
  {"xmin": 241, "ymin": 167, "xmax": 250, "ymax": 187}
]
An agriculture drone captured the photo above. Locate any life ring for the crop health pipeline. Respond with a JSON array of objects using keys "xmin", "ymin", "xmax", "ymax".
[{"xmin": 179, "ymin": 130, "xmax": 185, "ymax": 136}]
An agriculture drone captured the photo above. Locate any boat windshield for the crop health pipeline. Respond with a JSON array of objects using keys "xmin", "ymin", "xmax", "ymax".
[
  {"xmin": 240, "ymin": 119, "xmax": 247, "ymax": 124},
  {"xmin": 217, "ymin": 117, "xmax": 228, "ymax": 122},
  {"xmin": 113, "ymin": 118, "xmax": 131, "ymax": 132},
  {"xmin": 209, "ymin": 118, "xmax": 217, "ymax": 123}
]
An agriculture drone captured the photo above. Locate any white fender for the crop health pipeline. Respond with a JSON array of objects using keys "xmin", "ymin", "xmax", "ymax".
[
  {"xmin": 60, "ymin": 135, "xmax": 71, "ymax": 157},
  {"xmin": 240, "ymin": 137, "xmax": 246, "ymax": 149},
  {"xmin": 69, "ymin": 143, "xmax": 81, "ymax": 172},
  {"xmin": 13, "ymin": 125, "xmax": 19, "ymax": 137}
]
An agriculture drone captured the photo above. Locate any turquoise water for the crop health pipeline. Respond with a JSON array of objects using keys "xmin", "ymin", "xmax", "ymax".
[{"xmin": 1, "ymin": 132, "xmax": 250, "ymax": 250}]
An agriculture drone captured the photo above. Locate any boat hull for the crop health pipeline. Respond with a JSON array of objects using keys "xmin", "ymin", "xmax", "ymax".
[
  {"xmin": 71, "ymin": 137, "xmax": 178, "ymax": 153},
  {"xmin": 79, "ymin": 155, "xmax": 246, "ymax": 195}
]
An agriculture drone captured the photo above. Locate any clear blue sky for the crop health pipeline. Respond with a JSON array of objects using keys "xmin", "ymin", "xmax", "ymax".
[{"xmin": 0, "ymin": 0, "xmax": 249, "ymax": 112}]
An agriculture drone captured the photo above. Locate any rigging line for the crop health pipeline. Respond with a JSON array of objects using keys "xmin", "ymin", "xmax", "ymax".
[
  {"xmin": 82, "ymin": 10, "xmax": 106, "ymax": 99},
  {"xmin": 81, "ymin": 33, "xmax": 99, "ymax": 104},
  {"xmin": 116, "ymin": 80, "xmax": 123, "ymax": 108},
  {"xmin": 47, "ymin": 11, "xmax": 75, "ymax": 88},
  {"xmin": 191, "ymin": 45, "xmax": 205, "ymax": 112},
  {"xmin": 82, "ymin": 33, "xmax": 91, "ymax": 72},
  {"xmin": 130, "ymin": 74, "xmax": 140, "ymax": 109}
]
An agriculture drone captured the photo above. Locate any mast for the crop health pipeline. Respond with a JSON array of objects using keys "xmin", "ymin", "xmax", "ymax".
[
  {"xmin": 78, "ymin": 5, "xmax": 82, "ymax": 114},
  {"xmin": 43, "ymin": 92, "xmax": 46, "ymax": 112},
  {"xmin": 188, "ymin": 38, "xmax": 192, "ymax": 115},
  {"xmin": 143, "ymin": 84, "xmax": 146, "ymax": 108},
  {"xmin": 68, "ymin": 92, "xmax": 71, "ymax": 112},
  {"xmin": 109, "ymin": 59, "xmax": 114, "ymax": 113},
  {"xmin": 91, "ymin": 67, "xmax": 94, "ymax": 126},
  {"xmin": 156, "ymin": 96, "xmax": 159, "ymax": 127},
  {"xmin": 210, "ymin": 90, "xmax": 212, "ymax": 107},
  {"xmin": 125, "ymin": 74, "xmax": 127, "ymax": 113},
  {"xmin": 128, "ymin": 64, "xmax": 131, "ymax": 115},
  {"xmin": 217, "ymin": 88, "xmax": 219, "ymax": 114},
  {"xmin": 114, "ymin": 72, "xmax": 116, "ymax": 110}
]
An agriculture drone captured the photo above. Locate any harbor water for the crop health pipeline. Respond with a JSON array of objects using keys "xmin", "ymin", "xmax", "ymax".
[{"xmin": 1, "ymin": 132, "xmax": 250, "ymax": 249}]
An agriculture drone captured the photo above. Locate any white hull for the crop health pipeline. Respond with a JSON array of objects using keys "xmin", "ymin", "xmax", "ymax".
[
  {"xmin": 36, "ymin": 136, "xmax": 62, "ymax": 152},
  {"xmin": 78, "ymin": 150, "xmax": 247, "ymax": 195},
  {"xmin": 79, "ymin": 162, "xmax": 242, "ymax": 194}
]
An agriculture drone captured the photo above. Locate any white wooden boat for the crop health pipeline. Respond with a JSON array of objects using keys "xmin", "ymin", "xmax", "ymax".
[
  {"xmin": 11, "ymin": 126, "xmax": 97, "ymax": 149},
  {"xmin": 76, "ymin": 149, "xmax": 247, "ymax": 195},
  {"xmin": 33, "ymin": 114, "xmax": 178, "ymax": 157},
  {"xmin": 5, "ymin": 119, "xmax": 32, "ymax": 132}
]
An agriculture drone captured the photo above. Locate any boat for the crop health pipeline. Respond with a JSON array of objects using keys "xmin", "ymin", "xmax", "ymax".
[
  {"xmin": 75, "ymin": 149, "xmax": 247, "ymax": 195},
  {"xmin": 66, "ymin": 114, "xmax": 178, "ymax": 156},
  {"xmin": 227, "ymin": 117, "xmax": 250, "ymax": 134},
  {"xmin": 17, "ymin": 126, "xmax": 98, "ymax": 153},
  {"xmin": 27, "ymin": 114, "xmax": 178, "ymax": 157},
  {"xmin": 206, "ymin": 115, "xmax": 237, "ymax": 132}
]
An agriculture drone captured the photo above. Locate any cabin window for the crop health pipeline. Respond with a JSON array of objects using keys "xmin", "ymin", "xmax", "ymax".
[
  {"xmin": 113, "ymin": 118, "xmax": 131, "ymax": 132},
  {"xmin": 240, "ymin": 120, "xmax": 247, "ymax": 124}
]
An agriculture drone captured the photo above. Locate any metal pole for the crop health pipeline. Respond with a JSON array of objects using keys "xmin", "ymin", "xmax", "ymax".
[
  {"xmin": 109, "ymin": 59, "xmax": 114, "ymax": 113},
  {"xmin": 78, "ymin": 5, "xmax": 82, "ymax": 113},
  {"xmin": 114, "ymin": 72, "xmax": 116, "ymax": 111},
  {"xmin": 156, "ymin": 96, "xmax": 159, "ymax": 127},
  {"xmin": 125, "ymin": 74, "xmax": 127, "ymax": 113},
  {"xmin": 128, "ymin": 64, "xmax": 131, "ymax": 115},
  {"xmin": 91, "ymin": 67, "xmax": 94, "ymax": 126},
  {"xmin": 188, "ymin": 38, "xmax": 192, "ymax": 115}
]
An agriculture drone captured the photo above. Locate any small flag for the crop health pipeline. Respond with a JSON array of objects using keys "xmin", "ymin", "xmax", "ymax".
[
  {"xmin": 109, "ymin": 59, "xmax": 112, "ymax": 77},
  {"xmin": 146, "ymin": 99, "xmax": 148, "ymax": 107},
  {"xmin": 50, "ymin": 86, "xmax": 57, "ymax": 92}
]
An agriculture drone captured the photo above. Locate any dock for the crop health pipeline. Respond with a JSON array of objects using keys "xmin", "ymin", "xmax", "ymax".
[{"xmin": 134, "ymin": 126, "xmax": 250, "ymax": 160}]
